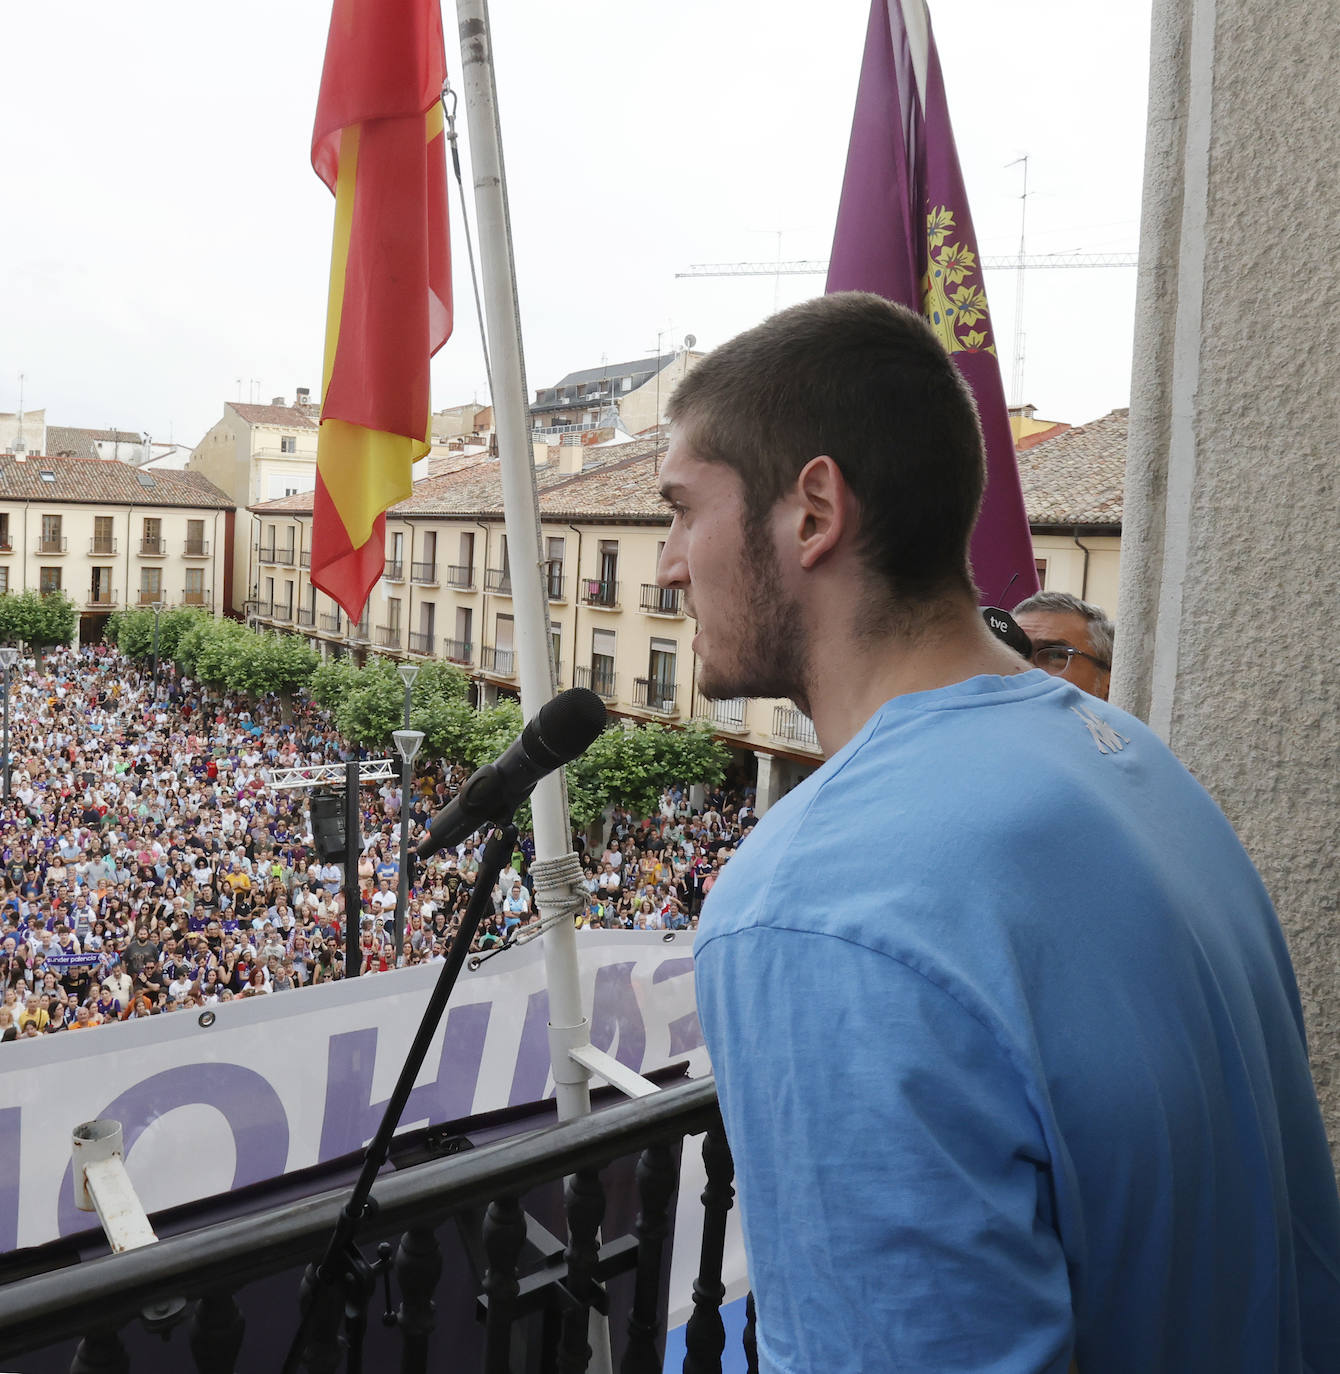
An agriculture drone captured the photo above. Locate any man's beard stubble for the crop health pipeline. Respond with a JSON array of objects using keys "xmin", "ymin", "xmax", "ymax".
[{"xmin": 695, "ymin": 530, "xmax": 810, "ymax": 715}]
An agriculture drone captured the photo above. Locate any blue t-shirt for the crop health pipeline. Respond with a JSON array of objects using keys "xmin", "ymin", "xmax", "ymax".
[{"xmin": 694, "ymin": 672, "xmax": 1340, "ymax": 1374}]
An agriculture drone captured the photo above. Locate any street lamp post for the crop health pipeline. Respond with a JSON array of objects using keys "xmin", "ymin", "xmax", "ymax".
[
  {"xmin": 150, "ymin": 600, "xmax": 165, "ymax": 701},
  {"xmin": 0, "ymin": 647, "xmax": 17, "ymax": 802},
  {"xmin": 391, "ymin": 727, "xmax": 424, "ymax": 964}
]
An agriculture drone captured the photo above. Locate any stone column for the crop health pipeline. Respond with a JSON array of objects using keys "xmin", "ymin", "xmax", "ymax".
[
  {"xmin": 1116, "ymin": 0, "xmax": 1340, "ymax": 1149},
  {"xmin": 753, "ymin": 751, "xmax": 780, "ymax": 816}
]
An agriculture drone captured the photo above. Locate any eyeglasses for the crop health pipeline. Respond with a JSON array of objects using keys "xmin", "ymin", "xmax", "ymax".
[{"xmin": 1031, "ymin": 644, "xmax": 1111, "ymax": 676}]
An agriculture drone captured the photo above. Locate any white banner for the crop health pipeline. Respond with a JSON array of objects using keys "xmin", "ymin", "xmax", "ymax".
[{"xmin": 0, "ymin": 931, "xmax": 707, "ymax": 1252}]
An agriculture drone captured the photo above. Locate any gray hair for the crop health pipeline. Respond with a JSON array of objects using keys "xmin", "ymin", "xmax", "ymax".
[{"xmin": 1013, "ymin": 590, "xmax": 1114, "ymax": 664}]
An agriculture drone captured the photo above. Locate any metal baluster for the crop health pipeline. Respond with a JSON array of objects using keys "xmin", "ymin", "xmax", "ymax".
[
  {"xmin": 742, "ymin": 1291, "xmax": 758, "ymax": 1374},
  {"xmin": 682, "ymin": 1125, "xmax": 735, "ymax": 1374},
  {"xmin": 70, "ymin": 1329, "xmax": 129, "ymax": 1374},
  {"xmin": 481, "ymin": 1194, "xmax": 527, "ymax": 1374},
  {"xmin": 189, "ymin": 1290, "xmax": 245, "ymax": 1374},
  {"xmin": 620, "ymin": 1143, "xmax": 677, "ymax": 1374},
  {"xmin": 556, "ymin": 1166, "xmax": 606, "ymax": 1374},
  {"xmin": 342, "ymin": 1247, "xmax": 378, "ymax": 1374},
  {"xmin": 297, "ymin": 1261, "xmax": 344, "ymax": 1374},
  {"xmin": 395, "ymin": 1225, "xmax": 443, "ymax": 1374}
]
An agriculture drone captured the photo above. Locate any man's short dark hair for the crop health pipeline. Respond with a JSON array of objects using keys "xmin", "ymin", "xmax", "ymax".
[{"xmin": 667, "ymin": 292, "xmax": 986, "ymax": 611}]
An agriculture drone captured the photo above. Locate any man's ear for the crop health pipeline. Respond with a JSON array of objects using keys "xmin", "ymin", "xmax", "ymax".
[{"xmin": 790, "ymin": 456, "xmax": 850, "ymax": 570}]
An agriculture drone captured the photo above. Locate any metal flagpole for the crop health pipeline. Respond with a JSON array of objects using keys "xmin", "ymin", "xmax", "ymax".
[{"xmin": 453, "ymin": 0, "xmax": 593, "ymax": 1126}]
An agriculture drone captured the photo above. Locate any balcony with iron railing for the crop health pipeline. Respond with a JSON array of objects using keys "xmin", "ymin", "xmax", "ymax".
[
  {"xmin": 183, "ymin": 540, "xmax": 210, "ymax": 558},
  {"xmin": 546, "ymin": 567, "xmax": 567, "ymax": 602},
  {"xmin": 89, "ymin": 537, "xmax": 118, "ymax": 556},
  {"xmin": 0, "ymin": 1077, "xmax": 748, "ymax": 1374},
  {"xmin": 639, "ymin": 584, "xmax": 683, "ymax": 616},
  {"xmin": 139, "ymin": 537, "xmax": 165, "ymax": 557},
  {"xmin": 484, "ymin": 567, "xmax": 512, "ymax": 595},
  {"xmin": 633, "ymin": 678, "xmax": 678, "ymax": 715},
  {"xmin": 408, "ymin": 630, "xmax": 435, "ymax": 655},
  {"xmin": 384, "ymin": 559, "xmax": 405, "ymax": 582},
  {"xmin": 275, "ymin": 547, "xmax": 297, "ymax": 567},
  {"xmin": 480, "ymin": 645, "xmax": 515, "ymax": 677},
  {"xmin": 0, "ymin": 536, "xmax": 12, "ymax": 552},
  {"xmin": 695, "ymin": 697, "xmax": 749, "ymax": 733},
  {"xmin": 257, "ymin": 543, "xmax": 277, "ymax": 563},
  {"xmin": 299, "ymin": 549, "xmax": 310, "ymax": 568},
  {"xmin": 410, "ymin": 560, "xmax": 438, "ymax": 585},
  {"xmin": 348, "ymin": 619, "xmax": 371, "ymax": 643},
  {"xmin": 772, "ymin": 704, "xmax": 821, "ymax": 751},
  {"xmin": 85, "ymin": 589, "xmax": 118, "ymax": 609},
  {"xmin": 580, "ymin": 578, "xmax": 619, "ymax": 609},
  {"xmin": 318, "ymin": 612, "xmax": 343, "ymax": 635},
  {"xmin": 446, "ymin": 563, "xmax": 474, "ymax": 589},
  {"xmin": 376, "ymin": 625, "xmax": 403, "ymax": 650},
  {"xmin": 443, "ymin": 638, "xmax": 473, "ymax": 665},
  {"xmin": 40, "ymin": 536, "xmax": 69, "ymax": 554},
  {"xmin": 253, "ymin": 599, "xmax": 273, "ymax": 618},
  {"xmin": 137, "ymin": 589, "xmax": 165, "ymax": 606},
  {"xmin": 296, "ymin": 606, "xmax": 315, "ymax": 627},
  {"xmin": 272, "ymin": 602, "xmax": 294, "ymax": 624},
  {"xmin": 181, "ymin": 589, "xmax": 212, "ymax": 608},
  {"xmin": 575, "ymin": 664, "xmax": 617, "ymax": 702}
]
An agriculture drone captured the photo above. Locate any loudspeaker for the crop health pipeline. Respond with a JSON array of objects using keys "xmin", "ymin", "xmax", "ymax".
[{"xmin": 310, "ymin": 790, "xmax": 347, "ymax": 863}]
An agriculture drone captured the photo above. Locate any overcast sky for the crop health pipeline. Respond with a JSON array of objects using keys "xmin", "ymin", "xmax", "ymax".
[{"xmin": 4, "ymin": 0, "xmax": 1152, "ymax": 448}]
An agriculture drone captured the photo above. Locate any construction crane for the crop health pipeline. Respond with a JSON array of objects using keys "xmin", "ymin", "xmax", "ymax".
[{"xmin": 675, "ymin": 253, "xmax": 1137, "ymax": 278}]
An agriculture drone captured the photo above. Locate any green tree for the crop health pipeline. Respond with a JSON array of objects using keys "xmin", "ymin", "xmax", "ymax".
[
  {"xmin": 334, "ymin": 658, "xmax": 404, "ymax": 749},
  {"xmin": 114, "ymin": 607, "xmax": 156, "ymax": 661},
  {"xmin": 225, "ymin": 633, "xmax": 318, "ymax": 721},
  {"xmin": 191, "ymin": 618, "xmax": 250, "ymax": 691},
  {"xmin": 410, "ymin": 658, "xmax": 471, "ymax": 706},
  {"xmin": 0, "ymin": 591, "xmax": 77, "ymax": 667},
  {"xmin": 308, "ymin": 658, "xmax": 360, "ymax": 713},
  {"xmin": 412, "ymin": 693, "xmax": 478, "ymax": 763}
]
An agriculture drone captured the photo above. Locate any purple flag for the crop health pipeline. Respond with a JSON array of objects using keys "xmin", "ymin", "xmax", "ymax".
[{"xmin": 827, "ymin": 0, "xmax": 1039, "ymax": 609}]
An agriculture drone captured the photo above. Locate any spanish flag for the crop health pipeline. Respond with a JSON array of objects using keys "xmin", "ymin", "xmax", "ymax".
[{"xmin": 310, "ymin": 0, "xmax": 452, "ymax": 621}]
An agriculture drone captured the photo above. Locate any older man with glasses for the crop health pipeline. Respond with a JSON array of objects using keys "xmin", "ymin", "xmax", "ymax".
[{"xmin": 1012, "ymin": 590, "xmax": 1114, "ymax": 699}]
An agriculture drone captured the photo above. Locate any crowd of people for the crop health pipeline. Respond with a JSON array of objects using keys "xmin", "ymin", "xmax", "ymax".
[{"xmin": 0, "ymin": 644, "xmax": 754, "ymax": 1042}]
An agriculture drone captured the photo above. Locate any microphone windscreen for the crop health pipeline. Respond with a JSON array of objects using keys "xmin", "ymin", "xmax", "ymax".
[{"xmin": 529, "ymin": 688, "xmax": 607, "ymax": 767}]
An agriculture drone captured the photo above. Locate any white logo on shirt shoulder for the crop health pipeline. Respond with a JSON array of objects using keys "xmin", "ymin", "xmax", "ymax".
[{"xmin": 1071, "ymin": 703, "xmax": 1130, "ymax": 755}]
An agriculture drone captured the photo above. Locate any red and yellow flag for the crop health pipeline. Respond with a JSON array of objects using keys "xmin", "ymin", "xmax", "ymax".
[{"xmin": 310, "ymin": 0, "xmax": 452, "ymax": 620}]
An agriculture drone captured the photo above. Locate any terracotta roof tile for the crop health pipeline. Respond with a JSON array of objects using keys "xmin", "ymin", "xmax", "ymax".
[
  {"xmin": 1018, "ymin": 408, "xmax": 1126, "ymax": 528},
  {"xmin": 230, "ymin": 403, "xmax": 317, "ymax": 429},
  {"xmin": 1016, "ymin": 422, "xmax": 1072, "ymax": 452},
  {"xmin": 43, "ymin": 425, "xmax": 145, "ymax": 459},
  {"xmin": 0, "ymin": 455, "xmax": 232, "ymax": 508}
]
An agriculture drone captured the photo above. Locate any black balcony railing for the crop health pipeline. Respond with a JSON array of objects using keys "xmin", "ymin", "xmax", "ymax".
[
  {"xmin": 772, "ymin": 703, "xmax": 820, "ymax": 750},
  {"xmin": 138, "ymin": 536, "xmax": 164, "ymax": 557},
  {"xmin": 410, "ymin": 560, "xmax": 438, "ymax": 585},
  {"xmin": 376, "ymin": 625, "xmax": 402, "ymax": 650},
  {"xmin": 40, "ymin": 536, "xmax": 69, "ymax": 554},
  {"xmin": 384, "ymin": 560, "xmax": 405, "ymax": 581},
  {"xmin": 443, "ymin": 638, "xmax": 473, "ymax": 664},
  {"xmin": 575, "ymin": 664, "xmax": 617, "ymax": 701},
  {"xmin": 183, "ymin": 540, "xmax": 210, "ymax": 558},
  {"xmin": 633, "ymin": 678, "xmax": 677, "ymax": 713},
  {"xmin": 546, "ymin": 568, "xmax": 567, "ymax": 601},
  {"xmin": 257, "ymin": 544, "xmax": 276, "ymax": 563},
  {"xmin": 348, "ymin": 620, "xmax": 371, "ymax": 642},
  {"xmin": 86, "ymin": 590, "xmax": 118, "ymax": 608},
  {"xmin": 639, "ymin": 584, "xmax": 683, "ymax": 615},
  {"xmin": 136, "ymin": 589, "xmax": 163, "ymax": 606},
  {"xmin": 181, "ymin": 589, "xmax": 211, "ymax": 607},
  {"xmin": 696, "ymin": 697, "xmax": 749, "ymax": 732},
  {"xmin": 299, "ymin": 549, "xmax": 311, "ymax": 568},
  {"xmin": 481, "ymin": 645, "xmax": 515, "ymax": 676},
  {"xmin": 0, "ymin": 538, "xmax": 13, "ymax": 552},
  {"xmin": 0, "ymin": 1079, "xmax": 749, "ymax": 1374},
  {"xmin": 580, "ymin": 578, "xmax": 619, "ymax": 608},
  {"xmin": 275, "ymin": 547, "xmax": 296, "ymax": 567},
  {"xmin": 408, "ymin": 630, "xmax": 435, "ymax": 654},
  {"xmin": 273, "ymin": 603, "xmax": 294, "ymax": 623},
  {"xmin": 319, "ymin": 612, "xmax": 343, "ymax": 634},
  {"xmin": 253, "ymin": 599, "xmax": 273, "ymax": 618},
  {"xmin": 446, "ymin": 563, "xmax": 474, "ymax": 588},
  {"xmin": 484, "ymin": 567, "xmax": 512, "ymax": 594},
  {"xmin": 297, "ymin": 606, "xmax": 315, "ymax": 626},
  {"xmin": 89, "ymin": 537, "xmax": 118, "ymax": 556}
]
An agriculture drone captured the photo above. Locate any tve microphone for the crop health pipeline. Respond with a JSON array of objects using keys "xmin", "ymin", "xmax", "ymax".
[{"xmin": 416, "ymin": 688, "xmax": 606, "ymax": 861}]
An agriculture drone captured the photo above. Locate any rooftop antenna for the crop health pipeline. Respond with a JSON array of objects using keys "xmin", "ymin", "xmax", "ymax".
[{"xmin": 1006, "ymin": 154, "xmax": 1029, "ymax": 409}]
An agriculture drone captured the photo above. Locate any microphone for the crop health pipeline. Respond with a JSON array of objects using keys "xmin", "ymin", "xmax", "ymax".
[{"xmin": 416, "ymin": 688, "xmax": 606, "ymax": 861}]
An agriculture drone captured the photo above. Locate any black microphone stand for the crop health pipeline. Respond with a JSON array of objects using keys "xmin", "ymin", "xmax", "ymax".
[{"xmin": 283, "ymin": 818, "xmax": 519, "ymax": 1374}]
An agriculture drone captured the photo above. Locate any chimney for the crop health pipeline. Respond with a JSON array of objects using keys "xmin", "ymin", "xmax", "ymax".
[{"xmin": 271, "ymin": 395, "xmax": 286, "ymax": 407}]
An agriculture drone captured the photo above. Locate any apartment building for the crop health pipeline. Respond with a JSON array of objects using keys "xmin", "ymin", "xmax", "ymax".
[
  {"xmin": 250, "ymin": 416, "xmax": 1125, "ymax": 810},
  {"xmin": 529, "ymin": 350, "xmax": 702, "ymax": 440},
  {"xmin": 0, "ymin": 454, "xmax": 234, "ymax": 643}
]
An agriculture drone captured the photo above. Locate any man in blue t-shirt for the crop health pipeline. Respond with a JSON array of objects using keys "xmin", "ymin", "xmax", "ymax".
[{"xmin": 656, "ymin": 293, "xmax": 1340, "ymax": 1373}]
